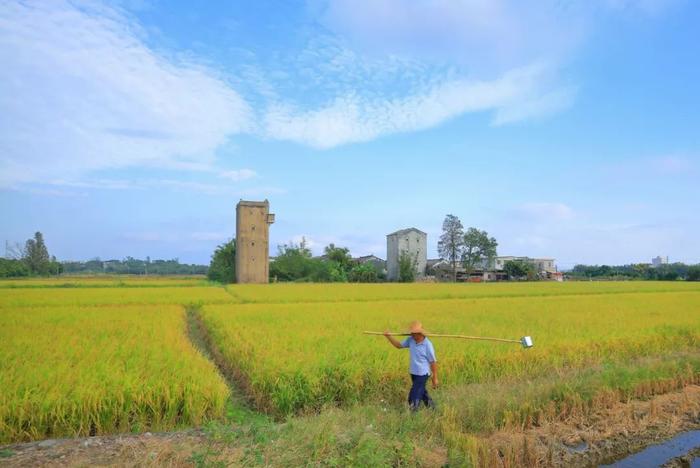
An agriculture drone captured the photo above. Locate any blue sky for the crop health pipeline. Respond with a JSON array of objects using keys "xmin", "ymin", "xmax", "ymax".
[{"xmin": 1, "ymin": 0, "xmax": 699, "ymax": 268}]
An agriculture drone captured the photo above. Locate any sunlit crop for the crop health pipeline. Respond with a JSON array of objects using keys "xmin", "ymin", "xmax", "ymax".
[
  {"xmin": 0, "ymin": 286, "xmax": 236, "ymax": 308},
  {"xmin": 0, "ymin": 275, "xmax": 207, "ymax": 288},
  {"xmin": 0, "ymin": 305, "xmax": 229, "ymax": 443},
  {"xmin": 226, "ymin": 280, "xmax": 700, "ymax": 303},
  {"xmin": 202, "ymin": 283, "xmax": 700, "ymax": 416},
  {"xmin": 3, "ymin": 279, "xmax": 700, "ymax": 448}
]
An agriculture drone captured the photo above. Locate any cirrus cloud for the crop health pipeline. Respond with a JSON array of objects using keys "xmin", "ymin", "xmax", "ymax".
[{"xmin": 0, "ymin": 0, "xmax": 251, "ymax": 187}]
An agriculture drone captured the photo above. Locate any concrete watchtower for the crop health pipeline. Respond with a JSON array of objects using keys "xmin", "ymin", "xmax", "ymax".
[{"xmin": 235, "ymin": 200, "xmax": 274, "ymax": 283}]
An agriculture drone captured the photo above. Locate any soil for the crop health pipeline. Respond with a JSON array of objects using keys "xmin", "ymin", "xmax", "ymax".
[{"xmin": 0, "ymin": 429, "xmax": 243, "ymax": 467}]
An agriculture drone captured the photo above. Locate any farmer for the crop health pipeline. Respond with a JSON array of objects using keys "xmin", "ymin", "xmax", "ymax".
[{"xmin": 384, "ymin": 321, "xmax": 438, "ymax": 411}]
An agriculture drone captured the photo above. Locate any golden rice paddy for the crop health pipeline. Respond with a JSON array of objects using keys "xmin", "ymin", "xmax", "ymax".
[{"xmin": 1, "ymin": 278, "xmax": 699, "ymax": 443}]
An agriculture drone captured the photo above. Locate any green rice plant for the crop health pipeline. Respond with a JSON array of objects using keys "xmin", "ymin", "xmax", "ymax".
[{"xmin": 0, "ymin": 305, "xmax": 229, "ymax": 442}]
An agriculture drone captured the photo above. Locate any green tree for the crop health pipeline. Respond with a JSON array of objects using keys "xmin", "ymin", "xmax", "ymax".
[
  {"xmin": 23, "ymin": 231, "xmax": 51, "ymax": 275},
  {"xmin": 348, "ymin": 262, "xmax": 380, "ymax": 282},
  {"xmin": 462, "ymin": 227, "xmax": 498, "ymax": 274},
  {"xmin": 398, "ymin": 250, "xmax": 417, "ymax": 283},
  {"xmin": 437, "ymin": 214, "xmax": 464, "ymax": 282},
  {"xmin": 0, "ymin": 258, "xmax": 30, "ymax": 277},
  {"xmin": 316, "ymin": 260, "xmax": 348, "ymax": 282},
  {"xmin": 323, "ymin": 244, "xmax": 352, "ymax": 272},
  {"xmin": 208, "ymin": 239, "xmax": 236, "ymax": 283},
  {"xmin": 270, "ymin": 238, "xmax": 315, "ymax": 281},
  {"xmin": 503, "ymin": 260, "xmax": 534, "ymax": 280},
  {"xmin": 688, "ymin": 265, "xmax": 700, "ymax": 281}
]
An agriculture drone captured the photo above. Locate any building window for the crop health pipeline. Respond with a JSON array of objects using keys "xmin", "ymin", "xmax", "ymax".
[
  {"xmin": 252, "ymin": 225, "xmax": 255, "ymax": 231},
  {"xmin": 252, "ymin": 242, "xmax": 255, "ymax": 247}
]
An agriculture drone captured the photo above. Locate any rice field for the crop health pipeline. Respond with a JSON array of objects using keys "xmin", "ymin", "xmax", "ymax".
[
  {"xmin": 0, "ymin": 305, "xmax": 229, "ymax": 443},
  {"xmin": 0, "ymin": 286, "xmax": 236, "ymax": 308},
  {"xmin": 2, "ymin": 278, "xmax": 700, "ymax": 445},
  {"xmin": 0, "ymin": 275, "xmax": 207, "ymax": 288},
  {"xmin": 226, "ymin": 280, "xmax": 700, "ymax": 303},
  {"xmin": 200, "ymin": 289, "xmax": 700, "ymax": 416}
]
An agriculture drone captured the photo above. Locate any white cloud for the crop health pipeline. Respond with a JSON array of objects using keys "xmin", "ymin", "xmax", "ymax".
[
  {"xmin": 265, "ymin": 63, "xmax": 574, "ymax": 148},
  {"xmin": 315, "ymin": 0, "xmax": 584, "ymax": 68},
  {"xmin": 0, "ymin": 0, "xmax": 682, "ymax": 187},
  {"xmin": 316, "ymin": 0, "xmax": 677, "ymax": 65},
  {"xmin": 218, "ymin": 169, "xmax": 257, "ymax": 182},
  {"xmin": 0, "ymin": 0, "xmax": 251, "ymax": 187}
]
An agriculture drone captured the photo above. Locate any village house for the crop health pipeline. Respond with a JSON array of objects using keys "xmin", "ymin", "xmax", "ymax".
[{"xmin": 386, "ymin": 228, "xmax": 427, "ymax": 281}]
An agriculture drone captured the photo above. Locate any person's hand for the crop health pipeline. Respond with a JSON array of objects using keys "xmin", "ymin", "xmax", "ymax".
[
  {"xmin": 383, "ymin": 329, "xmax": 391, "ymax": 337},
  {"xmin": 432, "ymin": 378, "xmax": 439, "ymax": 389}
]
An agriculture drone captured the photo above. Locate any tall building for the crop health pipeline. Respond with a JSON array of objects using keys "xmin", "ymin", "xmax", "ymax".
[
  {"xmin": 386, "ymin": 228, "xmax": 427, "ymax": 281},
  {"xmin": 235, "ymin": 200, "xmax": 275, "ymax": 283},
  {"xmin": 651, "ymin": 255, "xmax": 669, "ymax": 267}
]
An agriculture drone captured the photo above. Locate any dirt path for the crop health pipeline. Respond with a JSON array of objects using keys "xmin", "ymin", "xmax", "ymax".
[
  {"xmin": 0, "ymin": 430, "xmax": 244, "ymax": 467},
  {"xmin": 184, "ymin": 303, "xmax": 263, "ymax": 415}
]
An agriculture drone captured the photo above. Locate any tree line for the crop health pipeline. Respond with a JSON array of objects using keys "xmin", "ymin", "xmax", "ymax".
[
  {"xmin": 62, "ymin": 257, "xmax": 207, "ymax": 275},
  {"xmin": 207, "ymin": 238, "xmax": 386, "ymax": 283},
  {"xmin": 0, "ymin": 232, "xmax": 62, "ymax": 278},
  {"xmin": 0, "ymin": 232, "xmax": 208, "ymax": 278},
  {"xmin": 569, "ymin": 262, "xmax": 700, "ymax": 281}
]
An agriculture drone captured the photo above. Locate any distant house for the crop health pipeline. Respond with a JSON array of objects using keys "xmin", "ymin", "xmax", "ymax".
[
  {"xmin": 353, "ymin": 255, "xmax": 386, "ymax": 275},
  {"xmin": 386, "ymin": 228, "xmax": 427, "ymax": 281},
  {"xmin": 431, "ymin": 260, "xmax": 502, "ymax": 282},
  {"xmin": 430, "ymin": 255, "xmax": 560, "ymax": 282},
  {"xmin": 491, "ymin": 256, "xmax": 556, "ymax": 274},
  {"xmin": 425, "ymin": 258, "xmax": 442, "ymax": 276},
  {"xmin": 490, "ymin": 256, "xmax": 560, "ymax": 280}
]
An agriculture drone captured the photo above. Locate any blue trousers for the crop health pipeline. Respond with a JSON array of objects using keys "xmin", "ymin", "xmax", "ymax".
[{"xmin": 408, "ymin": 374, "xmax": 435, "ymax": 411}]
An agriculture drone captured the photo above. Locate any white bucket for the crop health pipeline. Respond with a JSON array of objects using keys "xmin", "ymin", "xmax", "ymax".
[{"xmin": 521, "ymin": 336, "xmax": 534, "ymax": 348}]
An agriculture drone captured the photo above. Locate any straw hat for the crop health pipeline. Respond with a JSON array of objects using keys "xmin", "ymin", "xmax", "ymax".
[{"xmin": 407, "ymin": 320, "xmax": 428, "ymax": 335}]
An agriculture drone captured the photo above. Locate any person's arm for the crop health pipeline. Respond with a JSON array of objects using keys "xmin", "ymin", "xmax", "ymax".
[
  {"xmin": 430, "ymin": 361, "xmax": 438, "ymax": 389},
  {"xmin": 384, "ymin": 330, "xmax": 404, "ymax": 349},
  {"xmin": 428, "ymin": 341, "xmax": 438, "ymax": 388}
]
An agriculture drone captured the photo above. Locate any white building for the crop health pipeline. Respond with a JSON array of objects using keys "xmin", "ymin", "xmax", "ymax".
[
  {"xmin": 386, "ymin": 228, "xmax": 427, "ymax": 281},
  {"xmin": 652, "ymin": 256, "xmax": 669, "ymax": 267},
  {"xmin": 491, "ymin": 256, "xmax": 557, "ymax": 274}
]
